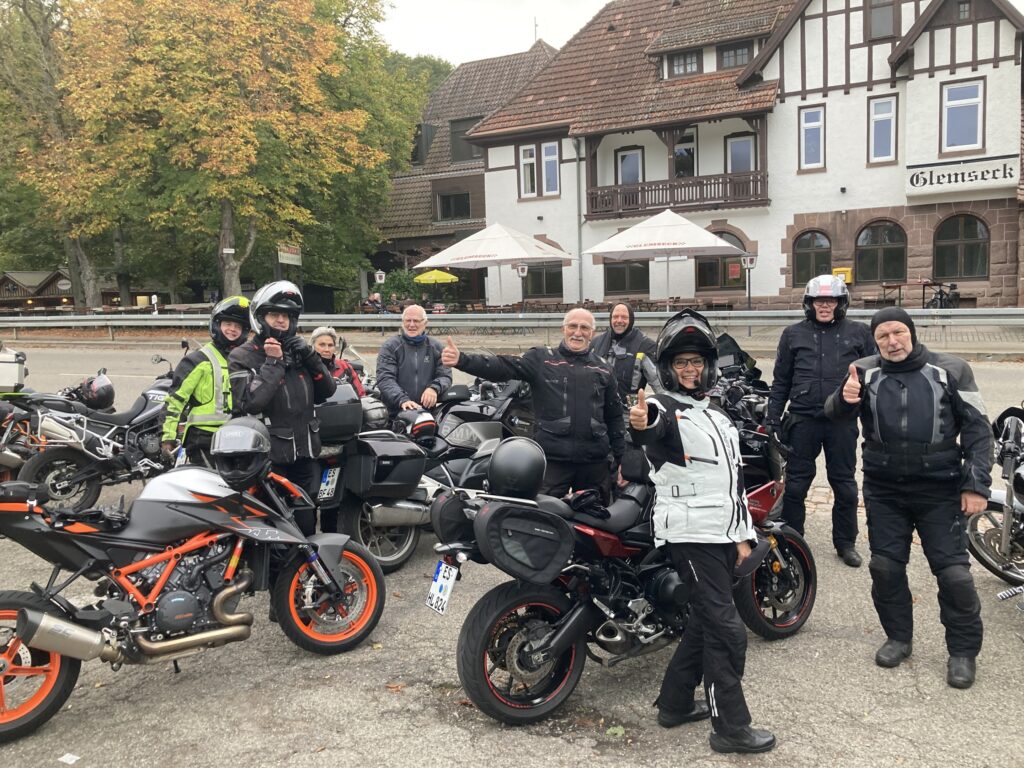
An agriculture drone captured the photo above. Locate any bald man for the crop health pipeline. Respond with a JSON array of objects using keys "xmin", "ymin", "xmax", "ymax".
[{"xmin": 443, "ymin": 308, "xmax": 624, "ymax": 499}]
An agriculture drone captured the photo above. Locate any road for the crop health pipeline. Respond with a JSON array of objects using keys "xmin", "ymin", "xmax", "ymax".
[{"xmin": 1, "ymin": 343, "xmax": 1022, "ymax": 767}]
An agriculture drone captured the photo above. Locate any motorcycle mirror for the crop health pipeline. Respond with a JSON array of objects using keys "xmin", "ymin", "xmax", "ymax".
[
  {"xmin": 181, "ymin": 337, "xmax": 189, "ymax": 350},
  {"xmin": 150, "ymin": 354, "xmax": 167, "ymax": 365}
]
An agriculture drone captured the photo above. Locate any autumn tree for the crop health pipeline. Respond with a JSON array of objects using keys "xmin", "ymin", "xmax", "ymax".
[{"xmin": 58, "ymin": 0, "xmax": 384, "ymax": 296}]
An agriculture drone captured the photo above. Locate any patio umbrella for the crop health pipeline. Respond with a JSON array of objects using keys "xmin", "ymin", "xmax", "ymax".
[
  {"xmin": 413, "ymin": 269, "xmax": 459, "ymax": 284},
  {"xmin": 584, "ymin": 209, "xmax": 746, "ymax": 309},
  {"xmin": 416, "ymin": 223, "xmax": 575, "ymax": 303}
]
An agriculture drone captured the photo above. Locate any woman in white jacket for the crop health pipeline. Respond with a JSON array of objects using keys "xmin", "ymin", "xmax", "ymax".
[{"xmin": 629, "ymin": 309, "xmax": 774, "ymax": 755}]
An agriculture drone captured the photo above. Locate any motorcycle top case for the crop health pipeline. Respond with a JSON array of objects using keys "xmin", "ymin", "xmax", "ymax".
[
  {"xmin": 0, "ymin": 347, "xmax": 27, "ymax": 392},
  {"xmin": 472, "ymin": 500, "xmax": 575, "ymax": 585},
  {"xmin": 343, "ymin": 432, "xmax": 426, "ymax": 499},
  {"xmin": 316, "ymin": 383, "xmax": 362, "ymax": 443}
]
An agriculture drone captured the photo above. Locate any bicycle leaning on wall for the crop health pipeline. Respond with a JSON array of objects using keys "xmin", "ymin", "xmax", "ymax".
[{"xmin": 925, "ymin": 282, "xmax": 960, "ymax": 309}]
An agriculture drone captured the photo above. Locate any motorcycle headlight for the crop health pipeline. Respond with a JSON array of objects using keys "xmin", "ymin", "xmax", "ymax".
[
  {"xmin": 447, "ymin": 422, "xmax": 483, "ymax": 449},
  {"xmin": 439, "ymin": 414, "xmax": 462, "ymax": 438}
]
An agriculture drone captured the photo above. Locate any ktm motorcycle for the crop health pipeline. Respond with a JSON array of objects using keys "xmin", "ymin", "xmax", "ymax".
[
  {"xmin": 0, "ymin": 466, "xmax": 385, "ymax": 743},
  {"xmin": 426, "ymin": 469, "xmax": 815, "ymax": 725}
]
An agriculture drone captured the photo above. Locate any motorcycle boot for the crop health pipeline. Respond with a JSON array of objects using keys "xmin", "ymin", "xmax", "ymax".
[
  {"xmin": 875, "ymin": 638, "xmax": 912, "ymax": 668},
  {"xmin": 709, "ymin": 726, "xmax": 777, "ymax": 754},
  {"xmin": 655, "ymin": 699, "xmax": 711, "ymax": 728},
  {"xmin": 947, "ymin": 656, "xmax": 976, "ymax": 689}
]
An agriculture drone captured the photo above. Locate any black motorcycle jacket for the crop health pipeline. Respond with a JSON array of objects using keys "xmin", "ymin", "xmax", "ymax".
[
  {"xmin": 228, "ymin": 339, "xmax": 336, "ymax": 464},
  {"xmin": 376, "ymin": 333, "xmax": 452, "ymax": 415},
  {"xmin": 768, "ymin": 317, "xmax": 875, "ymax": 423},
  {"xmin": 455, "ymin": 342, "xmax": 625, "ymax": 464},
  {"xmin": 591, "ymin": 320, "xmax": 657, "ymax": 404},
  {"xmin": 825, "ymin": 348, "xmax": 992, "ymax": 496}
]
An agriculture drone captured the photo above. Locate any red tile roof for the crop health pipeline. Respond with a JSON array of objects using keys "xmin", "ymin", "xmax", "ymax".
[{"xmin": 470, "ymin": 0, "xmax": 792, "ymax": 139}]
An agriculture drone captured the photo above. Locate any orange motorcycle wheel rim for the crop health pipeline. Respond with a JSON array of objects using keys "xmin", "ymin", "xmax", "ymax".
[
  {"xmin": 0, "ymin": 610, "xmax": 63, "ymax": 724},
  {"xmin": 287, "ymin": 553, "xmax": 378, "ymax": 641}
]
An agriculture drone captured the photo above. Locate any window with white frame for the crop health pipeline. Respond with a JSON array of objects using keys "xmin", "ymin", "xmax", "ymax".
[
  {"xmin": 869, "ymin": 96, "xmax": 897, "ymax": 163},
  {"xmin": 799, "ymin": 106, "xmax": 824, "ymax": 170},
  {"xmin": 519, "ymin": 146, "xmax": 537, "ymax": 197},
  {"xmin": 541, "ymin": 142, "xmax": 559, "ymax": 195},
  {"xmin": 942, "ymin": 81, "xmax": 983, "ymax": 152},
  {"xmin": 726, "ymin": 135, "xmax": 754, "ymax": 173},
  {"xmin": 616, "ymin": 147, "xmax": 644, "ymax": 185}
]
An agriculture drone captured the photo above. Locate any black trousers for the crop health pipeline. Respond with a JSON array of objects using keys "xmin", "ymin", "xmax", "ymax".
[
  {"xmin": 864, "ymin": 480, "xmax": 983, "ymax": 657},
  {"xmin": 271, "ymin": 458, "xmax": 318, "ymax": 537},
  {"xmin": 658, "ymin": 542, "xmax": 751, "ymax": 735},
  {"xmin": 781, "ymin": 415, "xmax": 859, "ymax": 550},
  {"xmin": 183, "ymin": 429, "xmax": 214, "ymax": 467},
  {"xmin": 541, "ymin": 460, "xmax": 611, "ymax": 501}
]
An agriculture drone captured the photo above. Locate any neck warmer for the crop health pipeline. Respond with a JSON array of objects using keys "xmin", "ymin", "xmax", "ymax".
[{"xmin": 404, "ymin": 332, "xmax": 427, "ymax": 346}]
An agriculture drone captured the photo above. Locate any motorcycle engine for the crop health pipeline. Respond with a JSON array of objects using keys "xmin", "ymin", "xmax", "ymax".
[
  {"xmin": 154, "ymin": 591, "xmax": 202, "ymax": 633},
  {"xmin": 647, "ymin": 566, "xmax": 688, "ymax": 612},
  {"xmin": 137, "ymin": 433, "xmax": 162, "ymax": 459}
]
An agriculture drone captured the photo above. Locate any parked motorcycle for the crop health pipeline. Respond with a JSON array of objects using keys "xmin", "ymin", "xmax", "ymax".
[
  {"xmin": 426, "ymin": 437, "xmax": 816, "ymax": 725},
  {"xmin": 0, "ymin": 466, "xmax": 385, "ymax": 743},
  {"xmin": 965, "ymin": 406, "xmax": 1024, "ymax": 585},
  {"xmin": 14, "ymin": 364, "xmax": 174, "ymax": 512}
]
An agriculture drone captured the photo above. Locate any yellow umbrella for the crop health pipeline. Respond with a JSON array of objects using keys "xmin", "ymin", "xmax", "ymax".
[{"xmin": 414, "ymin": 269, "xmax": 459, "ymax": 285}]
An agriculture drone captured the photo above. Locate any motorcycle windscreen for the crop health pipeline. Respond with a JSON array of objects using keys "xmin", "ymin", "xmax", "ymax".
[{"xmin": 473, "ymin": 501, "xmax": 574, "ymax": 585}]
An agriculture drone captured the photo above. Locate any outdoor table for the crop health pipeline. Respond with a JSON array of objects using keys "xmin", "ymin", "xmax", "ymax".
[{"xmin": 881, "ymin": 282, "xmax": 907, "ymax": 306}]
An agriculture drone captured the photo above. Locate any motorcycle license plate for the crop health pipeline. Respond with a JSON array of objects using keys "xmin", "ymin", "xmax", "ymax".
[
  {"xmin": 425, "ymin": 560, "xmax": 458, "ymax": 616},
  {"xmin": 318, "ymin": 467, "xmax": 340, "ymax": 501}
]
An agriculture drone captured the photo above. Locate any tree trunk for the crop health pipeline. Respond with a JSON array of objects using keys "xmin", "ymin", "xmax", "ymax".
[
  {"xmin": 217, "ymin": 199, "xmax": 258, "ymax": 296},
  {"xmin": 113, "ymin": 224, "xmax": 131, "ymax": 306},
  {"xmin": 71, "ymin": 237, "xmax": 102, "ymax": 308},
  {"xmin": 62, "ymin": 234, "xmax": 85, "ymax": 309}
]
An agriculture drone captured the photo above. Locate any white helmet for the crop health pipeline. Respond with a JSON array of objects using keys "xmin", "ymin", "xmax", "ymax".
[
  {"xmin": 249, "ymin": 280, "xmax": 303, "ymax": 338},
  {"xmin": 803, "ymin": 275, "xmax": 849, "ymax": 321}
]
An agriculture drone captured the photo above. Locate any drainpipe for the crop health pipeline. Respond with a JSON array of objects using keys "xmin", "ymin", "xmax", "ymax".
[{"xmin": 573, "ymin": 136, "xmax": 584, "ymax": 304}]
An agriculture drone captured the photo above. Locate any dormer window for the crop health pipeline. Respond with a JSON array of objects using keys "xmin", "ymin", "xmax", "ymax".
[
  {"xmin": 717, "ymin": 41, "xmax": 752, "ymax": 70},
  {"xmin": 669, "ymin": 50, "xmax": 702, "ymax": 78},
  {"xmin": 867, "ymin": 0, "xmax": 898, "ymax": 40},
  {"xmin": 957, "ymin": 1, "xmax": 971, "ymax": 20}
]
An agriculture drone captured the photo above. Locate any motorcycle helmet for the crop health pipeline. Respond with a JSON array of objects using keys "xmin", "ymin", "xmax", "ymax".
[
  {"xmin": 80, "ymin": 372, "xmax": 115, "ymax": 410},
  {"xmin": 210, "ymin": 417, "xmax": 272, "ymax": 491},
  {"xmin": 486, "ymin": 437, "xmax": 546, "ymax": 499},
  {"xmin": 210, "ymin": 295, "xmax": 251, "ymax": 350},
  {"xmin": 803, "ymin": 274, "xmax": 849, "ymax": 321},
  {"xmin": 249, "ymin": 280, "xmax": 303, "ymax": 339},
  {"xmin": 655, "ymin": 308, "xmax": 719, "ymax": 392},
  {"xmin": 394, "ymin": 410, "xmax": 437, "ymax": 441},
  {"xmin": 361, "ymin": 397, "xmax": 389, "ymax": 430}
]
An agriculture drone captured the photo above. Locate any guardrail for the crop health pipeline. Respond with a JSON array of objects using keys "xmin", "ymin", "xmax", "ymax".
[{"xmin": 0, "ymin": 308, "xmax": 1022, "ymax": 340}]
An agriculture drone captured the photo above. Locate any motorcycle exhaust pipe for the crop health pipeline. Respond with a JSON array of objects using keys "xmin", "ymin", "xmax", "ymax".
[
  {"xmin": 0, "ymin": 449, "xmax": 22, "ymax": 468},
  {"xmin": 535, "ymin": 602, "xmax": 603, "ymax": 661},
  {"xmin": 594, "ymin": 620, "xmax": 632, "ymax": 654},
  {"xmin": 368, "ymin": 499, "xmax": 429, "ymax": 527},
  {"xmin": 16, "ymin": 610, "xmax": 124, "ymax": 664}
]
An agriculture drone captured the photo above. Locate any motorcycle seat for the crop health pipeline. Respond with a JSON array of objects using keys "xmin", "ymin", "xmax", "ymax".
[
  {"xmin": 535, "ymin": 491, "xmax": 645, "ymax": 534},
  {"xmin": 85, "ymin": 395, "xmax": 147, "ymax": 427},
  {"xmin": 23, "ymin": 394, "xmax": 88, "ymax": 415}
]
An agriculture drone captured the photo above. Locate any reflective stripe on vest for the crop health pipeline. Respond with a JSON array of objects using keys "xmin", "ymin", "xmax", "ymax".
[{"xmin": 186, "ymin": 345, "xmax": 231, "ymax": 426}]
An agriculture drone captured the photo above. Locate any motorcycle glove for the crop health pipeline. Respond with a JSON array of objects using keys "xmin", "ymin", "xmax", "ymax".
[{"xmin": 283, "ymin": 336, "xmax": 318, "ymax": 368}]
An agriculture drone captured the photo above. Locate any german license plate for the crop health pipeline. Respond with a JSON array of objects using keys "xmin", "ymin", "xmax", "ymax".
[
  {"xmin": 425, "ymin": 560, "xmax": 458, "ymax": 616},
  {"xmin": 318, "ymin": 467, "xmax": 340, "ymax": 501}
]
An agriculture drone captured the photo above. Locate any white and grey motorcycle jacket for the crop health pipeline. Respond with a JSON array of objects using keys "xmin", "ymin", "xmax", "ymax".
[{"xmin": 629, "ymin": 391, "xmax": 754, "ymax": 546}]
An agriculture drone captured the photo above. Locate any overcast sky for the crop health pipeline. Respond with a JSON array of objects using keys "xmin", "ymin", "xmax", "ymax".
[{"xmin": 377, "ymin": 0, "xmax": 610, "ymax": 65}]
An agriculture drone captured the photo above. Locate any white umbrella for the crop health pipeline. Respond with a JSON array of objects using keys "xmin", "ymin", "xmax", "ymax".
[
  {"xmin": 417, "ymin": 223, "xmax": 575, "ymax": 304},
  {"xmin": 584, "ymin": 209, "xmax": 747, "ymax": 309}
]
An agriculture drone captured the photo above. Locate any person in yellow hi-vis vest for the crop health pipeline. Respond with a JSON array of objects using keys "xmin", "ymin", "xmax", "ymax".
[{"xmin": 161, "ymin": 296, "xmax": 251, "ymax": 465}]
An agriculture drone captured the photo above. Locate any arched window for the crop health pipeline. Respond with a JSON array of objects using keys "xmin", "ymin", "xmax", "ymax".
[
  {"xmin": 934, "ymin": 215, "xmax": 989, "ymax": 279},
  {"xmin": 697, "ymin": 232, "xmax": 747, "ymax": 290},
  {"xmin": 793, "ymin": 231, "xmax": 832, "ymax": 285},
  {"xmin": 855, "ymin": 222, "xmax": 906, "ymax": 283}
]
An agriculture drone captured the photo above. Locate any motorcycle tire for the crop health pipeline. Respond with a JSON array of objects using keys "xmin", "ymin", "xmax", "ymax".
[
  {"xmin": 339, "ymin": 499, "xmax": 421, "ymax": 574},
  {"xmin": 17, "ymin": 448, "xmax": 102, "ymax": 513},
  {"xmin": 271, "ymin": 541, "xmax": 386, "ymax": 655},
  {"xmin": 965, "ymin": 500, "xmax": 1024, "ymax": 586},
  {"xmin": 0, "ymin": 590, "xmax": 82, "ymax": 743},
  {"xmin": 457, "ymin": 582, "xmax": 586, "ymax": 725},
  {"xmin": 734, "ymin": 527, "xmax": 817, "ymax": 641}
]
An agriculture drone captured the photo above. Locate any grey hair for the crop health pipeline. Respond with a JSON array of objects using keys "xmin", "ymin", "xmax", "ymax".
[
  {"xmin": 562, "ymin": 307, "xmax": 596, "ymax": 329},
  {"xmin": 403, "ymin": 304, "xmax": 427, "ymax": 321},
  {"xmin": 309, "ymin": 326, "xmax": 338, "ymax": 347}
]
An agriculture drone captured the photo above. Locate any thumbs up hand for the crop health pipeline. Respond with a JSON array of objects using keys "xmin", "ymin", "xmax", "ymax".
[
  {"xmin": 842, "ymin": 363, "xmax": 862, "ymax": 404},
  {"xmin": 441, "ymin": 335, "xmax": 460, "ymax": 367},
  {"xmin": 629, "ymin": 389, "xmax": 650, "ymax": 431}
]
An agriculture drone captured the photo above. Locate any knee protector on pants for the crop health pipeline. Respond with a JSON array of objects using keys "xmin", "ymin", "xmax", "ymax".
[
  {"xmin": 936, "ymin": 565, "xmax": 981, "ymax": 615},
  {"xmin": 869, "ymin": 554, "xmax": 906, "ymax": 586}
]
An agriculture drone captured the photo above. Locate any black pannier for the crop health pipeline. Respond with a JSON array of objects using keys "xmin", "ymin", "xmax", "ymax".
[
  {"xmin": 473, "ymin": 500, "xmax": 574, "ymax": 585},
  {"xmin": 430, "ymin": 489, "xmax": 474, "ymax": 545},
  {"xmin": 316, "ymin": 383, "xmax": 363, "ymax": 444},
  {"xmin": 344, "ymin": 432, "xmax": 426, "ymax": 498}
]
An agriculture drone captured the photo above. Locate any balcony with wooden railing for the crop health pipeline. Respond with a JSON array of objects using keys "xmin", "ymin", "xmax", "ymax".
[{"xmin": 586, "ymin": 171, "xmax": 769, "ymax": 219}]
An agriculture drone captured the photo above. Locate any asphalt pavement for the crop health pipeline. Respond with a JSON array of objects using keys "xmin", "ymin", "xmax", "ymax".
[{"xmin": 0, "ymin": 343, "xmax": 1023, "ymax": 767}]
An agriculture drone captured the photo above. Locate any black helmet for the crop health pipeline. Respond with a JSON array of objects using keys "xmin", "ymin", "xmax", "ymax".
[
  {"xmin": 249, "ymin": 280, "xmax": 303, "ymax": 339},
  {"xmin": 210, "ymin": 295, "xmax": 251, "ymax": 350},
  {"xmin": 803, "ymin": 274, "xmax": 849, "ymax": 321},
  {"xmin": 655, "ymin": 308, "xmax": 719, "ymax": 392},
  {"xmin": 210, "ymin": 417, "xmax": 272, "ymax": 491},
  {"xmin": 486, "ymin": 437, "xmax": 546, "ymax": 499},
  {"xmin": 80, "ymin": 372, "xmax": 115, "ymax": 410}
]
